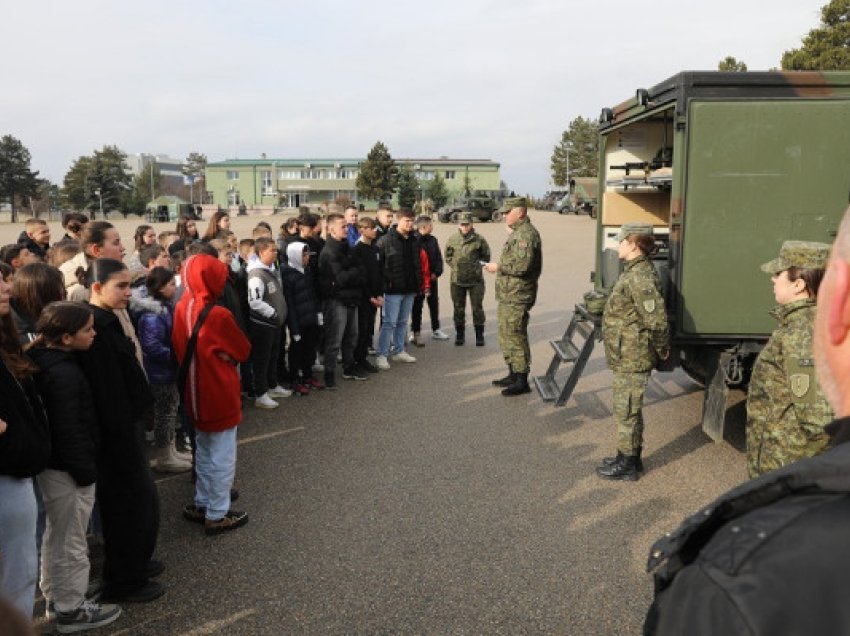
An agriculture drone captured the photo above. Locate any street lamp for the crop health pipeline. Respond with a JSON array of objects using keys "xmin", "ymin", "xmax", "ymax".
[
  {"xmin": 564, "ymin": 140, "xmax": 574, "ymax": 189},
  {"xmin": 94, "ymin": 188, "xmax": 103, "ymax": 219}
]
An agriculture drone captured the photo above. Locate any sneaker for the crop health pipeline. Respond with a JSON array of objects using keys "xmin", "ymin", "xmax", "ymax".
[
  {"xmin": 205, "ymin": 510, "xmax": 249, "ymax": 536},
  {"xmin": 325, "ymin": 375, "xmax": 338, "ymax": 390},
  {"xmin": 254, "ymin": 393, "xmax": 279, "ymax": 409},
  {"xmin": 342, "ymin": 366, "xmax": 368, "ymax": 381},
  {"xmin": 183, "ymin": 503, "xmax": 206, "ymax": 524},
  {"xmin": 411, "ymin": 332, "xmax": 425, "ymax": 347},
  {"xmin": 268, "ymin": 385, "xmax": 292, "ymax": 398},
  {"xmin": 55, "ymin": 600, "xmax": 121, "ymax": 634},
  {"xmin": 367, "ymin": 347, "xmax": 377, "ymax": 356},
  {"xmin": 357, "ymin": 359, "xmax": 379, "ymax": 374},
  {"xmin": 392, "ymin": 351, "xmax": 417, "ymax": 363},
  {"xmin": 292, "ymin": 383, "xmax": 310, "ymax": 396},
  {"xmin": 407, "ymin": 332, "xmax": 414, "ymax": 343},
  {"xmin": 306, "ymin": 378, "xmax": 325, "ymax": 390},
  {"xmin": 432, "ymin": 329, "xmax": 450, "ymax": 340},
  {"xmin": 375, "ymin": 355, "xmax": 391, "ymax": 370}
]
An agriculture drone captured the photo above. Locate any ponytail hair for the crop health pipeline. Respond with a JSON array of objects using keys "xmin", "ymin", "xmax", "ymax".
[
  {"xmin": 29, "ymin": 301, "xmax": 93, "ymax": 349},
  {"xmin": 79, "ymin": 221, "xmax": 115, "ymax": 257},
  {"xmin": 85, "ymin": 258, "xmax": 127, "ymax": 289},
  {"xmin": 629, "ymin": 233, "xmax": 658, "ymax": 257}
]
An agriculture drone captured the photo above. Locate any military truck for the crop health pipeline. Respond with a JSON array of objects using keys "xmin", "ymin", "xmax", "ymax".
[
  {"xmin": 535, "ymin": 71, "xmax": 850, "ymax": 441},
  {"xmin": 556, "ymin": 177, "xmax": 598, "ymax": 217},
  {"xmin": 437, "ymin": 194, "xmax": 502, "ymax": 223}
]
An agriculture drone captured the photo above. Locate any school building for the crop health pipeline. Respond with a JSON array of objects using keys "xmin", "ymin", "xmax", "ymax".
[{"xmin": 204, "ymin": 157, "xmax": 502, "ymax": 209}]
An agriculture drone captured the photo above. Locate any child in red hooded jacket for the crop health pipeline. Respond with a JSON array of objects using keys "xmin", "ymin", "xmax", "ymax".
[{"xmin": 172, "ymin": 254, "xmax": 251, "ymax": 536}]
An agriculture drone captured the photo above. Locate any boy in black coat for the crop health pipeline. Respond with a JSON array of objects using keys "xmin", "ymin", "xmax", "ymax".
[{"xmin": 352, "ymin": 217, "xmax": 383, "ymax": 373}]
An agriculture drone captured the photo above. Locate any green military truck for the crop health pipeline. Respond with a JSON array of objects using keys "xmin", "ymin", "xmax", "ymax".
[
  {"xmin": 536, "ymin": 71, "xmax": 850, "ymax": 441},
  {"xmin": 556, "ymin": 177, "xmax": 598, "ymax": 217},
  {"xmin": 437, "ymin": 194, "xmax": 502, "ymax": 223}
]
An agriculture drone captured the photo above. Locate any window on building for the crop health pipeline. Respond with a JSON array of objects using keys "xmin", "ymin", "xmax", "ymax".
[
  {"xmin": 445, "ymin": 170, "xmax": 456, "ymax": 179},
  {"xmin": 279, "ymin": 170, "xmax": 299, "ymax": 179},
  {"xmin": 261, "ymin": 171, "xmax": 274, "ymax": 195},
  {"xmin": 415, "ymin": 171, "xmax": 435, "ymax": 181},
  {"xmin": 226, "ymin": 170, "xmax": 239, "ymax": 180}
]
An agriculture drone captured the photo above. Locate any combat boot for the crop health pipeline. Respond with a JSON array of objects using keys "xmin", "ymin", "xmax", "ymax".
[
  {"xmin": 596, "ymin": 454, "xmax": 640, "ymax": 481},
  {"xmin": 474, "ymin": 325, "xmax": 485, "ymax": 347},
  {"xmin": 492, "ymin": 365, "xmax": 514, "ymax": 386},
  {"xmin": 601, "ymin": 447, "xmax": 643, "ymax": 472},
  {"xmin": 455, "ymin": 326, "xmax": 465, "ymax": 346},
  {"xmin": 501, "ymin": 372, "xmax": 531, "ymax": 396}
]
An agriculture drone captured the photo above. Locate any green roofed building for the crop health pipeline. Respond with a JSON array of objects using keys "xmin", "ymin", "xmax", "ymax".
[{"xmin": 204, "ymin": 157, "xmax": 502, "ymax": 209}]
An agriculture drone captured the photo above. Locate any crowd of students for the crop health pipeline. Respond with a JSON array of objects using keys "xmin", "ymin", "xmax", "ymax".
[{"xmin": 0, "ymin": 203, "xmax": 482, "ymax": 633}]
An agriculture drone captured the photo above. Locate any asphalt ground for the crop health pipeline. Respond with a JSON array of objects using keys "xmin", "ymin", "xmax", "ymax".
[{"xmin": 5, "ymin": 212, "xmax": 749, "ymax": 635}]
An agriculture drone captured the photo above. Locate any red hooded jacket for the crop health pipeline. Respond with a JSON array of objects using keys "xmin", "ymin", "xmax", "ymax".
[{"xmin": 172, "ymin": 255, "xmax": 251, "ymax": 432}]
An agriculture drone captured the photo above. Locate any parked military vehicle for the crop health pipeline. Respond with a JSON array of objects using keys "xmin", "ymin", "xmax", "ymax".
[
  {"xmin": 437, "ymin": 195, "xmax": 502, "ymax": 223},
  {"xmin": 556, "ymin": 177, "xmax": 598, "ymax": 217},
  {"xmin": 536, "ymin": 71, "xmax": 850, "ymax": 441}
]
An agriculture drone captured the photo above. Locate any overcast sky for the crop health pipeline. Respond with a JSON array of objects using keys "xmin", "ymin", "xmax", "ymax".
[{"xmin": 1, "ymin": 0, "xmax": 826, "ymax": 195}]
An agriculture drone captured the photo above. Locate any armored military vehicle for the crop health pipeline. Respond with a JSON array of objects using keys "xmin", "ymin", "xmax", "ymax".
[
  {"xmin": 437, "ymin": 194, "xmax": 502, "ymax": 223},
  {"xmin": 556, "ymin": 177, "xmax": 598, "ymax": 217},
  {"xmin": 536, "ymin": 71, "xmax": 850, "ymax": 441}
]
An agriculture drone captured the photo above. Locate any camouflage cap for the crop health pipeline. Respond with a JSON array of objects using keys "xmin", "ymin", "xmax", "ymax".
[
  {"xmin": 760, "ymin": 240, "xmax": 831, "ymax": 274},
  {"xmin": 504, "ymin": 197, "xmax": 528, "ymax": 210},
  {"xmin": 457, "ymin": 212, "xmax": 473, "ymax": 224},
  {"xmin": 616, "ymin": 222, "xmax": 654, "ymax": 242}
]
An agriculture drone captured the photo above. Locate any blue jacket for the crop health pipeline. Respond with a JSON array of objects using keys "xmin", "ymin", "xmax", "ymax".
[{"xmin": 130, "ymin": 290, "xmax": 177, "ymax": 384}]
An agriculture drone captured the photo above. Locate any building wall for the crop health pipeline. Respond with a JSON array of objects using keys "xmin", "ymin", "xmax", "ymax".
[{"xmin": 205, "ymin": 158, "xmax": 501, "ymax": 209}]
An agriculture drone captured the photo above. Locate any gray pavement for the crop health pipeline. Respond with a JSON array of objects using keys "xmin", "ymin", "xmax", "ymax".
[{"xmin": 42, "ymin": 212, "xmax": 748, "ymax": 634}]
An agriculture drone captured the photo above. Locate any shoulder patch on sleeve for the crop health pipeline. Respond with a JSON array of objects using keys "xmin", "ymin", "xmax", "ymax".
[{"xmin": 642, "ymin": 299, "xmax": 656, "ymax": 313}]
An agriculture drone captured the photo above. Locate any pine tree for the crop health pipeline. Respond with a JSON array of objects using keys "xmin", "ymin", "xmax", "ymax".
[
  {"xmin": 782, "ymin": 0, "xmax": 850, "ymax": 70},
  {"xmin": 426, "ymin": 172, "xmax": 450, "ymax": 210},
  {"xmin": 0, "ymin": 135, "xmax": 40, "ymax": 222},
  {"xmin": 356, "ymin": 141, "xmax": 398, "ymax": 202},
  {"xmin": 550, "ymin": 117, "xmax": 598, "ymax": 187},
  {"xmin": 396, "ymin": 164, "xmax": 419, "ymax": 210}
]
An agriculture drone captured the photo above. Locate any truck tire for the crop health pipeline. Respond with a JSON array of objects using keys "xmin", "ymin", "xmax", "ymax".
[{"xmin": 491, "ymin": 210, "xmax": 503, "ymax": 222}]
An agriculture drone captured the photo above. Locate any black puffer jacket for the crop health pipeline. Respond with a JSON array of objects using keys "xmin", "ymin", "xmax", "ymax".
[
  {"xmin": 417, "ymin": 233, "xmax": 443, "ymax": 278},
  {"xmin": 645, "ymin": 416, "xmax": 850, "ymax": 635},
  {"xmin": 0, "ymin": 357, "xmax": 50, "ymax": 478},
  {"xmin": 28, "ymin": 347, "xmax": 99, "ymax": 487},
  {"xmin": 317, "ymin": 236, "xmax": 363, "ymax": 305},
  {"xmin": 377, "ymin": 227, "xmax": 422, "ymax": 294},
  {"xmin": 282, "ymin": 265, "xmax": 321, "ymax": 334},
  {"xmin": 352, "ymin": 241, "xmax": 383, "ymax": 299}
]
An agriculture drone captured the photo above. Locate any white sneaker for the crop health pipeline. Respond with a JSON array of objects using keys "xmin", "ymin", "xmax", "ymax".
[
  {"xmin": 407, "ymin": 332, "xmax": 415, "ymax": 343},
  {"xmin": 269, "ymin": 385, "xmax": 292, "ymax": 398},
  {"xmin": 254, "ymin": 393, "xmax": 280, "ymax": 409},
  {"xmin": 432, "ymin": 329, "xmax": 449, "ymax": 340},
  {"xmin": 376, "ymin": 355, "xmax": 391, "ymax": 370},
  {"xmin": 56, "ymin": 600, "xmax": 121, "ymax": 634},
  {"xmin": 392, "ymin": 351, "xmax": 417, "ymax": 363}
]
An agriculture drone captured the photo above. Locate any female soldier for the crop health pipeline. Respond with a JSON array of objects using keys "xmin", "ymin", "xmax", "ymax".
[
  {"xmin": 746, "ymin": 240, "xmax": 833, "ymax": 477},
  {"xmin": 597, "ymin": 223, "xmax": 669, "ymax": 481}
]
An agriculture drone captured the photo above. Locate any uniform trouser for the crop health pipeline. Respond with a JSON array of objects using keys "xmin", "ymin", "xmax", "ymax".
[
  {"xmin": 0, "ymin": 475, "xmax": 37, "ymax": 618},
  {"xmin": 451, "ymin": 282, "xmax": 485, "ymax": 327},
  {"xmin": 150, "ymin": 383, "xmax": 179, "ymax": 448},
  {"xmin": 323, "ymin": 299, "xmax": 358, "ymax": 371},
  {"xmin": 37, "ymin": 470, "xmax": 95, "ymax": 613},
  {"xmin": 195, "ymin": 428, "xmax": 237, "ymax": 522},
  {"xmin": 250, "ymin": 322, "xmax": 281, "ymax": 396},
  {"xmin": 97, "ymin": 455, "xmax": 159, "ymax": 596},
  {"xmin": 497, "ymin": 302, "xmax": 531, "ymax": 373},
  {"xmin": 613, "ymin": 370, "xmax": 650, "ymax": 455},
  {"xmin": 355, "ymin": 300, "xmax": 377, "ymax": 363},
  {"xmin": 411, "ymin": 282, "xmax": 440, "ymax": 333}
]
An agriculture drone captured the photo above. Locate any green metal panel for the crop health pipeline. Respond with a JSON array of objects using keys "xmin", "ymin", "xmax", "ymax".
[{"xmin": 679, "ymin": 100, "xmax": 850, "ymax": 337}]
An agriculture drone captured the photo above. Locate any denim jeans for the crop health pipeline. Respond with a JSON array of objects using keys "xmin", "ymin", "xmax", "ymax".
[
  {"xmin": 377, "ymin": 293, "xmax": 415, "ymax": 357},
  {"xmin": 195, "ymin": 428, "xmax": 237, "ymax": 521},
  {"xmin": 0, "ymin": 475, "xmax": 38, "ymax": 618}
]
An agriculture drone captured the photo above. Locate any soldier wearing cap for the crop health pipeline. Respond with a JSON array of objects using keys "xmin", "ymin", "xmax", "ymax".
[
  {"xmin": 484, "ymin": 197, "xmax": 542, "ymax": 396},
  {"xmin": 597, "ymin": 222, "xmax": 670, "ymax": 481},
  {"xmin": 445, "ymin": 212, "xmax": 491, "ymax": 346},
  {"xmin": 746, "ymin": 240, "xmax": 834, "ymax": 477}
]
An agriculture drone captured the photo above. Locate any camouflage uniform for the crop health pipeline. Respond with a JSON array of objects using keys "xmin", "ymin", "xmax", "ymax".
[
  {"xmin": 445, "ymin": 224, "xmax": 491, "ymax": 328},
  {"xmin": 602, "ymin": 255, "xmax": 670, "ymax": 455},
  {"xmin": 746, "ymin": 299, "xmax": 832, "ymax": 477},
  {"xmin": 495, "ymin": 215, "xmax": 542, "ymax": 373}
]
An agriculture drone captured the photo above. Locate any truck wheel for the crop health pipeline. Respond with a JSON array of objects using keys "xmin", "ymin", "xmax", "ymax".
[
  {"xmin": 449, "ymin": 211, "xmax": 460, "ymax": 223},
  {"xmin": 491, "ymin": 211, "xmax": 503, "ymax": 222}
]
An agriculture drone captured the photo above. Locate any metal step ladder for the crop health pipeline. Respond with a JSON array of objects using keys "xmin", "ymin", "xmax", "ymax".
[{"xmin": 533, "ymin": 304, "xmax": 602, "ymax": 407}]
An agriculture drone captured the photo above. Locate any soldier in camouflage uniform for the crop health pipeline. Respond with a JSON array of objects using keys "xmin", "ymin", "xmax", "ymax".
[
  {"xmin": 444, "ymin": 213, "xmax": 491, "ymax": 346},
  {"xmin": 597, "ymin": 223, "xmax": 670, "ymax": 481},
  {"xmin": 746, "ymin": 240, "xmax": 833, "ymax": 478},
  {"xmin": 484, "ymin": 198, "xmax": 542, "ymax": 396}
]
